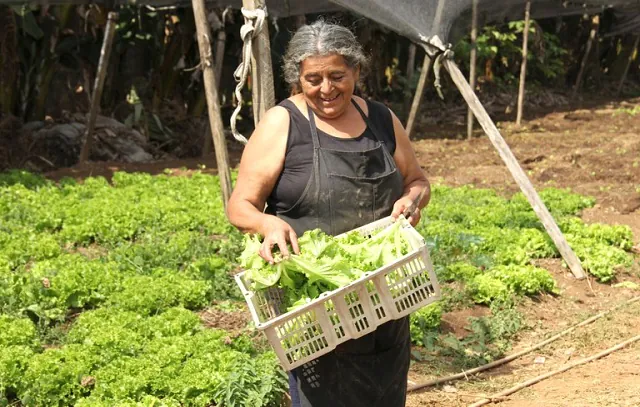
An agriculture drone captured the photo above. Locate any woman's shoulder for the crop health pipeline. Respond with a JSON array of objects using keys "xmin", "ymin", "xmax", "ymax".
[{"xmin": 362, "ymin": 97, "xmax": 392, "ymax": 116}]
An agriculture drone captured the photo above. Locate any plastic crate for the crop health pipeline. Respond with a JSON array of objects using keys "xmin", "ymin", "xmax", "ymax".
[{"xmin": 234, "ymin": 216, "xmax": 441, "ymax": 371}]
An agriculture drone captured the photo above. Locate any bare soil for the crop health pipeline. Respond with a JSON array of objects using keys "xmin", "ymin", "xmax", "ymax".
[
  {"xmin": 40, "ymin": 95, "xmax": 640, "ymax": 406},
  {"xmin": 405, "ymin": 96, "xmax": 640, "ymax": 407}
]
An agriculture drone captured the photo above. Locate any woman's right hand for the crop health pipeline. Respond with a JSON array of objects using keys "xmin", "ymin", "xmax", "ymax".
[{"xmin": 258, "ymin": 215, "xmax": 300, "ymax": 264}]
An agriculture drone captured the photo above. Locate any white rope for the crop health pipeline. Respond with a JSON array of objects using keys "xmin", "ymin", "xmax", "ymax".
[{"xmin": 230, "ymin": 7, "xmax": 267, "ymax": 145}]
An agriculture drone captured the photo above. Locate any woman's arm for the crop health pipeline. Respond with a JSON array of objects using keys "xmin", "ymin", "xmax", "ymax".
[
  {"xmin": 388, "ymin": 109, "xmax": 431, "ymax": 225},
  {"xmin": 226, "ymin": 106, "xmax": 300, "ymax": 262}
]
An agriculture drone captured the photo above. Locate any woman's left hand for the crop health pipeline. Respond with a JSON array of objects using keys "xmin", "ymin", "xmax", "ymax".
[{"xmin": 391, "ymin": 196, "xmax": 422, "ymax": 226}]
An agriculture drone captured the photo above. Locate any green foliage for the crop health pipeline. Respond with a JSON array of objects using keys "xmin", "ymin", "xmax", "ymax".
[
  {"xmin": 0, "ymin": 345, "xmax": 35, "ymax": 403},
  {"xmin": 453, "ymin": 20, "xmax": 568, "ymax": 87},
  {"xmin": 412, "ymin": 301, "xmax": 524, "ymax": 369},
  {"xmin": 437, "ymin": 262, "xmax": 482, "ymax": 283},
  {"xmin": 409, "ymin": 303, "xmax": 443, "ymax": 347},
  {"xmin": 560, "ymin": 217, "xmax": 634, "ymax": 250},
  {"xmin": 0, "ymin": 170, "xmax": 287, "ymax": 406},
  {"xmin": 240, "ymin": 222, "xmax": 411, "ymax": 308},
  {"xmin": 0, "ymin": 170, "xmax": 635, "ymax": 406},
  {"xmin": 418, "ymin": 185, "xmax": 631, "ymax": 285},
  {"xmin": 19, "ymin": 344, "xmax": 98, "ymax": 406},
  {"xmin": 107, "ymin": 271, "xmax": 212, "ymax": 315},
  {"xmin": 1, "ymin": 254, "xmax": 123, "ymax": 323},
  {"xmin": 467, "ymin": 275, "xmax": 511, "ymax": 304},
  {"xmin": 0, "ymin": 315, "xmax": 39, "ymax": 347},
  {"xmin": 0, "ymin": 169, "xmax": 51, "ymax": 189},
  {"xmin": 568, "ymin": 236, "xmax": 633, "ymax": 282},
  {"xmin": 484, "ymin": 265, "xmax": 559, "ymax": 297}
]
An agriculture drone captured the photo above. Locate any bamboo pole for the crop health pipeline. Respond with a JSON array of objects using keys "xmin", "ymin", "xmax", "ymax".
[
  {"xmin": 616, "ymin": 35, "xmax": 640, "ymax": 96},
  {"xmin": 467, "ymin": 0, "xmax": 479, "ymax": 139},
  {"xmin": 468, "ymin": 333, "xmax": 640, "ymax": 407},
  {"xmin": 405, "ymin": 56, "xmax": 432, "ymax": 138},
  {"xmin": 516, "ymin": 2, "xmax": 531, "ymax": 126},
  {"xmin": 572, "ymin": 15, "xmax": 599, "ymax": 99},
  {"xmin": 441, "ymin": 54, "xmax": 585, "ymax": 279},
  {"xmin": 407, "ymin": 295, "xmax": 640, "ymax": 393},
  {"xmin": 242, "ymin": 0, "xmax": 275, "ymax": 126},
  {"xmin": 79, "ymin": 12, "xmax": 118, "ymax": 163},
  {"xmin": 192, "ymin": 0, "xmax": 233, "ymax": 207}
]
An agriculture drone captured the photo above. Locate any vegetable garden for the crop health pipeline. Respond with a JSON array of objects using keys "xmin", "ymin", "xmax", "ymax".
[{"xmin": 1, "ymin": 163, "xmax": 636, "ymax": 406}]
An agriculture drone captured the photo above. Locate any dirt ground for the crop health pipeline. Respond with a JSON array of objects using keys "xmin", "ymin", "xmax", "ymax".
[
  {"xmin": 41, "ymin": 95, "xmax": 640, "ymax": 407},
  {"xmin": 405, "ymin": 96, "xmax": 640, "ymax": 407}
]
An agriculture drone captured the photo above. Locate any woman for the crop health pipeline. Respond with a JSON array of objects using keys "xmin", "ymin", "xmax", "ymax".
[{"xmin": 227, "ymin": 20, "xmax": 430, "ymax": 407}]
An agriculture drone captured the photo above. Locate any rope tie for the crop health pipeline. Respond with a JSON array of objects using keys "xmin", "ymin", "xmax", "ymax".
[
  {"xmin": 419, "ymin": 34, "xmax": 454, "ymax": 100},
  {"xmin": 433, "ymin": 46, "xmax": 454, "ymax": 100},
  {"xmin": 230, "ymin": 7, "xmax": 267, "ymax": 145}
]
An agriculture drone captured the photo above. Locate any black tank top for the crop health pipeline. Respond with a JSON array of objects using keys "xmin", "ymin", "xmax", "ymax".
[{"xmin": 267, "ymin": 98, "xmax": 397, "ymax": 213}]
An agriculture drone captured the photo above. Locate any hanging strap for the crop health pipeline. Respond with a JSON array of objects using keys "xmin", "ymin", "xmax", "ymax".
[
  {"xmin": 229, "ymin": 6, "xmax": 268, "ymax": 145},
  {"xmin": 306, "ymin": 104, "xmax": 321, "ymax": 150},
  {"xmin": 350, "ymin": 99, "xmax": 387, "ymax": 145}
]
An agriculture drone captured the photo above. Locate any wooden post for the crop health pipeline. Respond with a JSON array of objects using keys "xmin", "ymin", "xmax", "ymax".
[
  {"xmin": 202, "ymin": 23, "xmax": 227, "ymax": 157},
  {"xmin": 573, "ymin": 15, "xmax": 599, "ymax": 98},
  {"xmin": 242, "ymin": 0, "xmax": 275, "ymax": 126},
  {"xmin": 192, "ymin": 0, "xmax": 233, "ymax": 207},
  {"xmin": 616, "ymin": 35, "xmax": 640, "ymax": 96},
  {"xmin": 405, "ymin": 56, "xmax": 432, "ymax": 138},
  {"xmin": 406, "ymin": 43, "xmax": 417, "ymax": 83},
  {"xmin": 442, "ymin": 56, "xmax": 586, "ymax": 279},
  {"xmin": 406, "ymin": 0, "xmax": 444, "ymax": 138},
  {"xmin": 79, "ymin": 12, "xmax": 118, "ymax": 163},
  {"xmin": 403, "ymin": 43, "xmax": 417, "ymax": 116},
  {"xmin": 516, "ymin": 1, "xmax": 531, "ymax": 126},
  {"xmin": 467, "ymin": 0, "xmax": 479, "ymax": 139}
]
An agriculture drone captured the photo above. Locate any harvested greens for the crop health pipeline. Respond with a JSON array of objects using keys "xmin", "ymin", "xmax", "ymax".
[{"xmin": 239, "ymin": 221, "xmax": 412, "ymax": 310}]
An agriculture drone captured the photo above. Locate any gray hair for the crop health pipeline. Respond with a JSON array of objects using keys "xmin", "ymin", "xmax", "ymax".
[{"xmin": 283, "ymin": 20, "xmax": 369, "ymax": 91}]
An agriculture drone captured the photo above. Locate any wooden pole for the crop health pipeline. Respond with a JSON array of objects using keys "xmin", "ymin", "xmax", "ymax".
[
  {"xmin": 242, "ymin": 0, "xmax": 275, "ymax": 126},
  {"xmin": 403, "ymin": 43, "xmax": 417, "ymax": 116},
  {"xmin": 79, "ymin": 12, "xmax": 118, "ymax": 163},
  {"xmin": 192, "ymin": 0, "xmax": 233, "ymax": 208},
  {"xmin": 406, "ymin": 0, "xmax": 444, "ymax": 138},
  {"xmin": 516, "ymin": 2, "xmax": 531, "ymax": 126},
  {"xmin": 406, "ymin": 43, "xmax": 417, "ymax": 83},
  {"xmin": 442, "ymin": 56, "xmax": 586, "ymax": 279},
  {"xmin": 573, "ymin": 15, "xmax": 599, "ymax": 98},
  {"xmin": 405, "ymin": 56, "xmax": 432, "ymax": 138},
  {"xmin": 616, "ymin": 35, "xmax": 640, "ymax": 96},
  {"xmin": 467, "ymin": 0, "xmax": 479, "ymax": 139},
  {"xmin": 202, "ymin": 24, "xmax": 228, "ymax": 157}
]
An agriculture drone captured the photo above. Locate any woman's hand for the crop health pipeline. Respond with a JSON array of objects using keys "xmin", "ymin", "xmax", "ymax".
[
  {"xmin": 391, "ymin": 195, "xmax": 422, "ymax": 226},
  {"xmin": 258, "ymin": 215, "xmax": 300, "ymax": 264}
]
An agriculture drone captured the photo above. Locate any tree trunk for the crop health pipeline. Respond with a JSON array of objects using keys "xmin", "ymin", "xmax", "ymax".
[
  {"xmin": 192, "ymin": 0, "xmax": 233, "ymax": 207},
  {"xmin": 80, "ymin": 12, "xmax": 118, "ymax": 163},
  {"xmin": 573, "ymin": 15, "xmax": 599, "ymax": 98}
]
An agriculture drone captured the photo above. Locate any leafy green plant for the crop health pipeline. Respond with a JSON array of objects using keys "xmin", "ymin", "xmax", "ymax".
[{"xmin": 409, "ymin": 303, "xmax": 443, "ymax": 346}]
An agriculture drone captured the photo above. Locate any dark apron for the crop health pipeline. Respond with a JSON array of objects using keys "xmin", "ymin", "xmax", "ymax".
[{"xmin": 275, "ymin": 99, "xmax": 410, "ymax": 407}]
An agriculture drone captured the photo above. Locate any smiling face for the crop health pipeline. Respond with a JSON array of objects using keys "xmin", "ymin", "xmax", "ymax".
[{"xmin": 299, "ymin": 53, "xmax": 360, "ymax": 120}]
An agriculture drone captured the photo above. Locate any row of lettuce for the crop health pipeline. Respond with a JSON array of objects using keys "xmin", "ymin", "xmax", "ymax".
[{"xmin": 0, "ymin": 170, "xmax": 636, "ymax": 405}]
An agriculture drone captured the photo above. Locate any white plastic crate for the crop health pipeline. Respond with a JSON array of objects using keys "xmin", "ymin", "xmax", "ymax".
[{"xmin": 235, "ymin": 216, "xmax": 441, "ymax": 371}]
